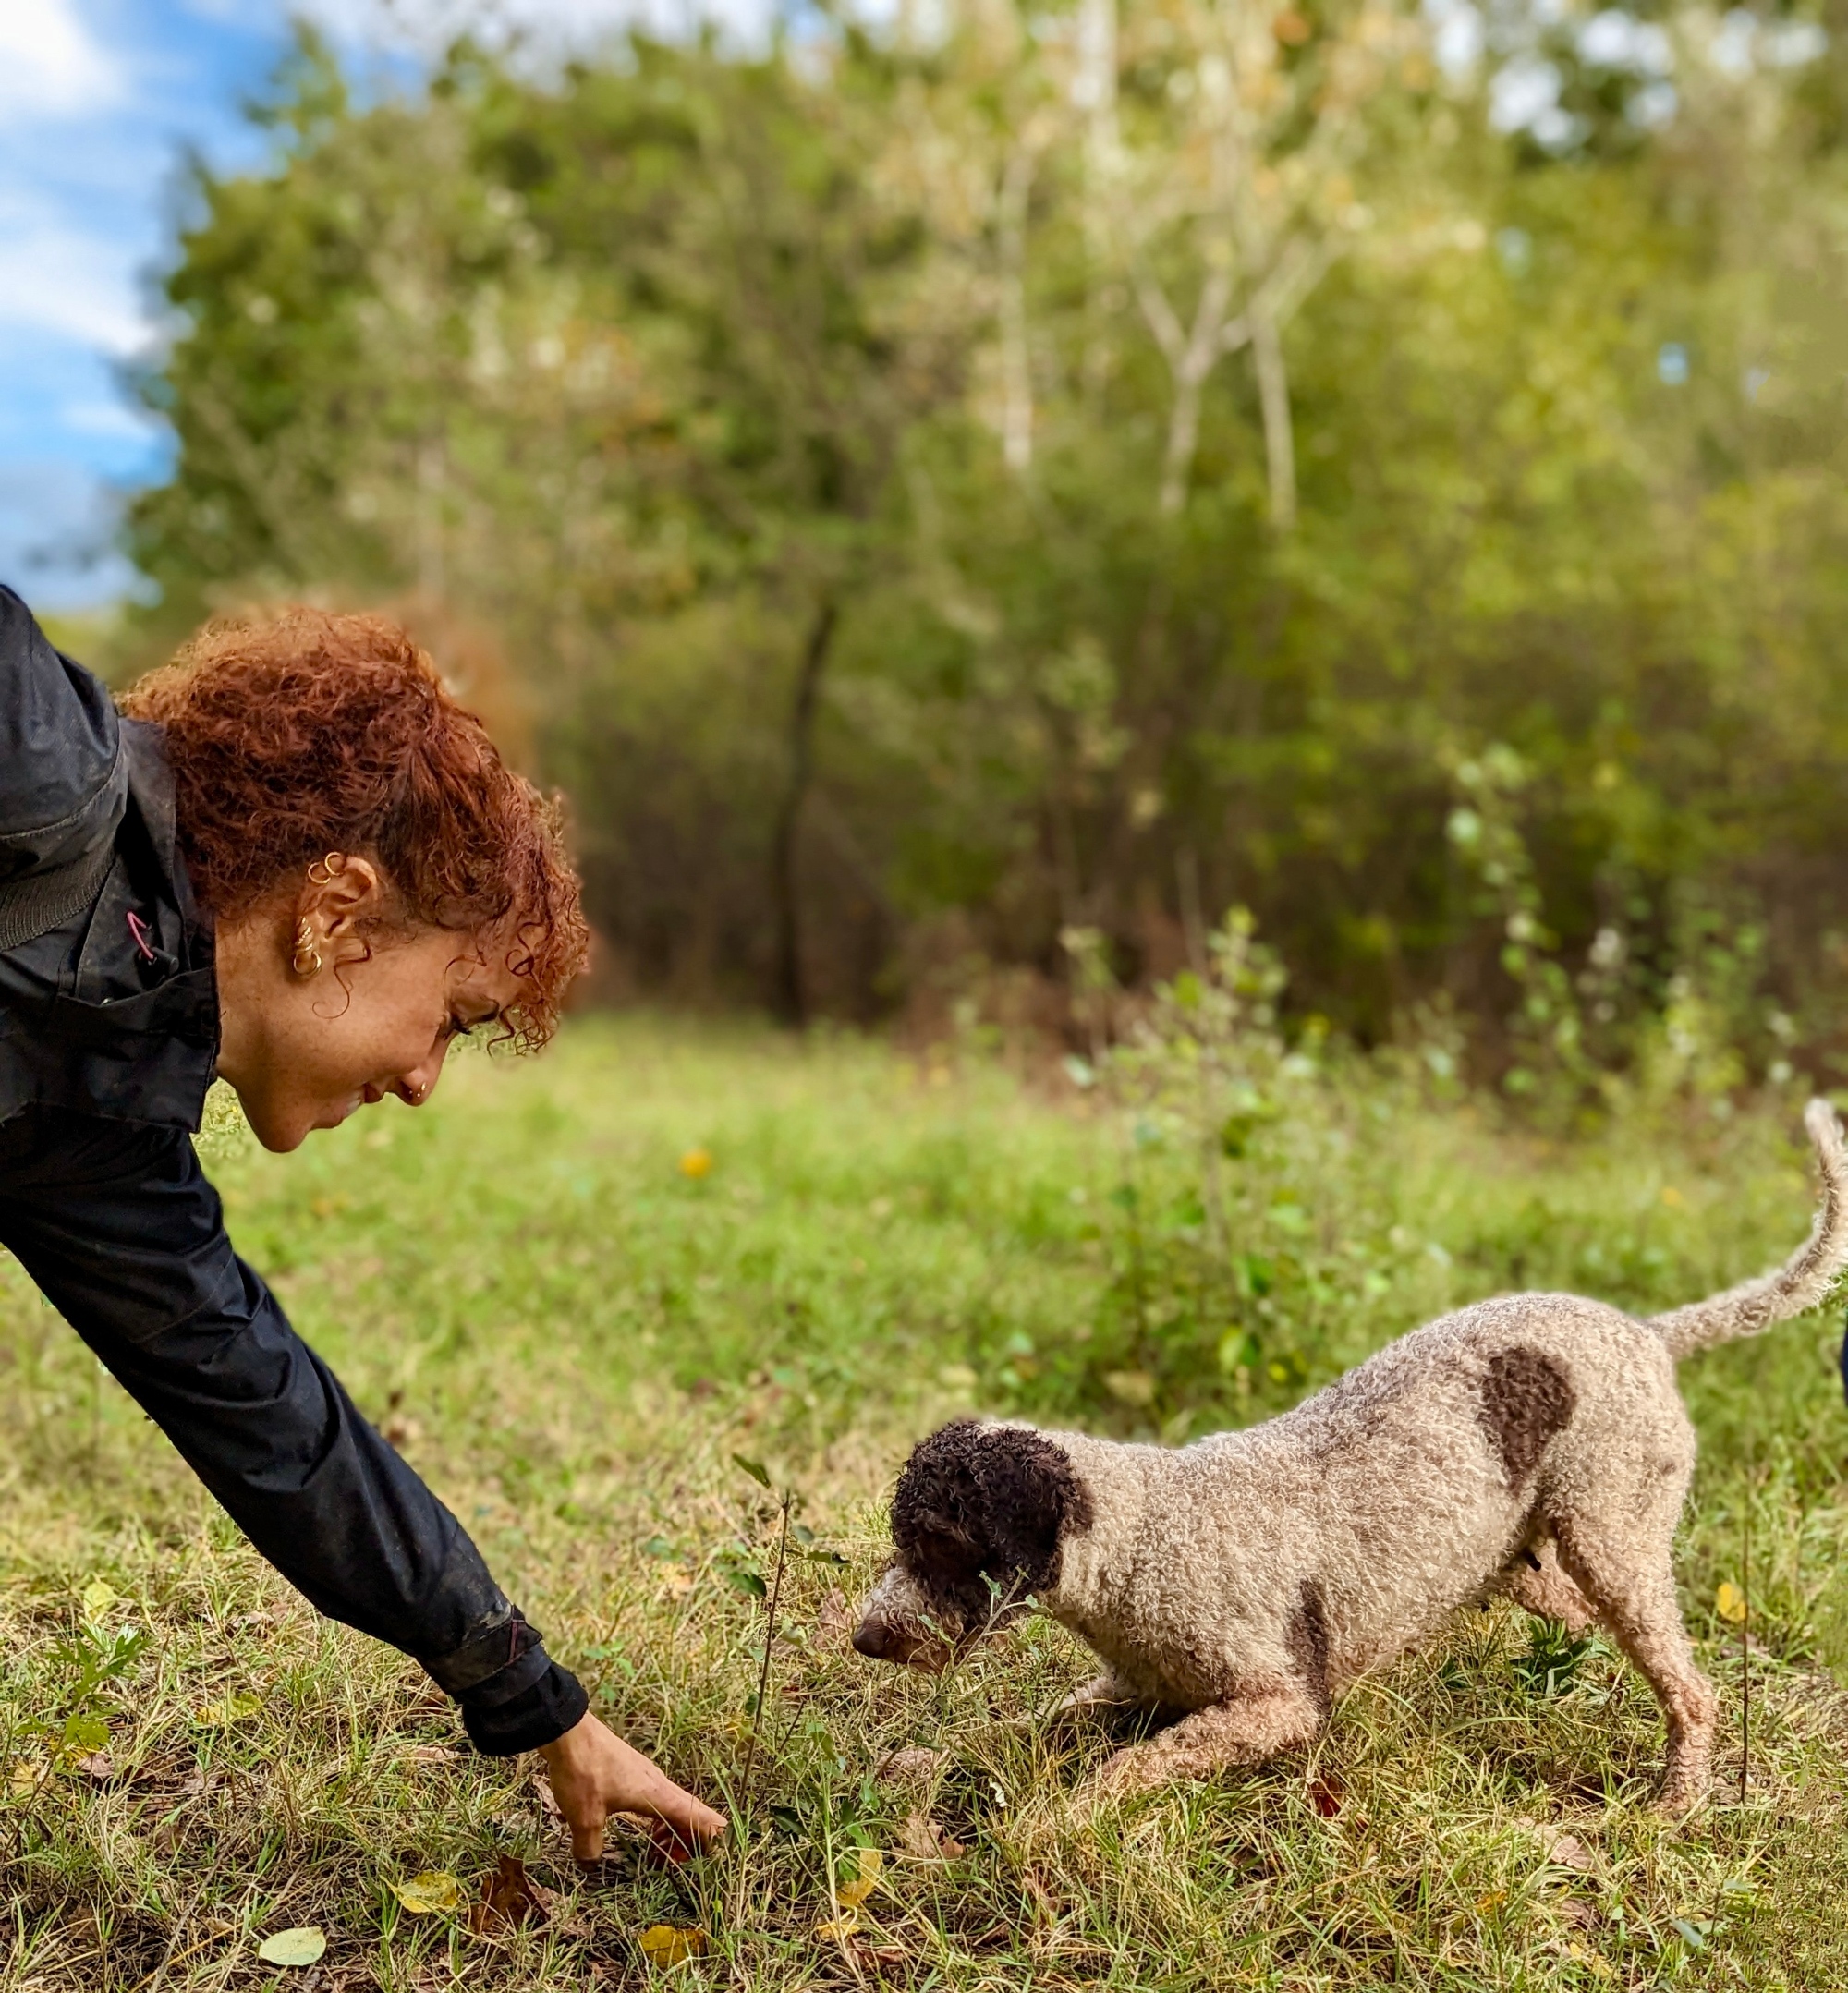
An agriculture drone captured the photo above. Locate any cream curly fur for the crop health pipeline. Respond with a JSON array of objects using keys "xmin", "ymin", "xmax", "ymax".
[{"xmin": 855, "ymin": 1100, "xmax": 1848, "ymax": 1814}]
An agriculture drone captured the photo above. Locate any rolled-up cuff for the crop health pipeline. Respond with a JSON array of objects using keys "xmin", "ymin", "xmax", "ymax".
[
  {"xmin": 462, "ymin": 1659, "xmax": 590, "ymax": 1756},
  {"xmin": 420, "ymin": 1607, "xmax": 589, "ymax": 1754}
]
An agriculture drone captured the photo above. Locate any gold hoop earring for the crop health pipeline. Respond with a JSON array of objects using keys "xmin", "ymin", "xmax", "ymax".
[
  {"xmin": 305, "ymin": 852, "xmax": 346, "ymax": 887},
  {"xmin": 292, "ymin": 919, "xmax": 323, "ymax": 978}
]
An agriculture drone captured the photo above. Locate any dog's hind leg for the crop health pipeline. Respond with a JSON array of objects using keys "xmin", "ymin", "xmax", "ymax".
[
  {"xmin": 1554, "ymin": 1525, "xmax": 1716, "ymax": 1816},
  {"xmin": 1501, "ymin": 1538, "xmax": 1597, "ymax": 1634},
  {"xmin": 1087, "ymin": 1688, "xmax": 1325, "ymax": 1799}
]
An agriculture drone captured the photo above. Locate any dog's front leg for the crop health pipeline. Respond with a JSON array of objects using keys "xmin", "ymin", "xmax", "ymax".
[
  {"xmin": 1084, "ymin": 1690, "xmax": 1325, "ymax": 1800},
  {"xmin": 1052, "ymin": 1671, "xmax": 1137, "ymax": 1716}
]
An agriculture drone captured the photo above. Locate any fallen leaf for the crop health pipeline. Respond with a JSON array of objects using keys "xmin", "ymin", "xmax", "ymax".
[
  {"xmin": 836, "ymin": 1846, "xmax": 883, "ymax": 1908},
  {"xmin": 257, "ymin": 1927, "xmax": 327, "ymax": 1967},
  {"xmin": 1515, "ymin": 1817, "xmax": 1597, "ymax": 1872},
  {"xmin": 468, "ymin": 1853, "xmax": 551, "ymax": 1935},
  {"xmin": 1022, "ymin": 1868, "xmax": 1059, "ymax": 1924},
  {"xmin": 393, "ymin": 1871, "xmax": 462, "ymax": 1915},
  {"xmin": 815, "ymin": 1911, "xmax": 860, "ymax": 1943},
  {"xmin": 896, "ymin": 1812, "xmax": 964, "ymax": 1861},
  {"xmin": 1559, "ymin": 1898, "xmax": 1599, "ymax": 1929},
  {"xmin": 1307, "ymin": 1773, "xmax": 1344, "ymax": 1817},
  {"xmin": 1716, "ymin": 1582, "xmax": 1747, "ymax": 1624},
  {"xmin": 1476, "ymin": 1890, "xmax": 1508, "ymax": 1914},
  {"xmin": 80, "ymin": 1579, "xmax": 119, "ymax": 1622},
  {"xmin": 73, "ymin": 1751, "xmax": 114, "ymax": 1782},
  {"xmin": 193, "ymin": 1691, "xmax": 261, "ymax": 1728},
  {"xmin": 850, "ymin": 1938, "xmax": 910, "ymax": 1971},
  {"xmin": 8, "ymin": 1760, "xmax": 43, "ymax": 1798},
  {"xmin": 638, "ymin": 1923, "xmax": 709, "ymax": 1965},
  {"xmin": 874, "ymin": 1745, "xmax": 944, "ymax": 1794},
  {"xmin": 815, "ymin": 1589, "xmax": 852, "ymax": 1643}
]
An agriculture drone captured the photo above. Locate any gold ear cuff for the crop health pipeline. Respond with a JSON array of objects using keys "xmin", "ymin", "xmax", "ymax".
[{"xmin": 292, "ymin": 918, "xmax": 323, "ymax": 977}]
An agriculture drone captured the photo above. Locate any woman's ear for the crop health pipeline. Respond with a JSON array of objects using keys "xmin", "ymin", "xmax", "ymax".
[{"xmin": 295, "ymin": 854, "xmax": 387, "ymax": 960}]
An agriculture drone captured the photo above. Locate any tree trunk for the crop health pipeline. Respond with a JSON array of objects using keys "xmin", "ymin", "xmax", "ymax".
[
  {"xmin": 770, "ymin": 597, "xmax": 839, "ymax": 1027},
  {"xmin": 1250, "ymin": 300, "xmax": 1297, "ymax": 532},
  {"xmin": 999, "ymin": 146, "xmax": 1036, "ymax": 476}
]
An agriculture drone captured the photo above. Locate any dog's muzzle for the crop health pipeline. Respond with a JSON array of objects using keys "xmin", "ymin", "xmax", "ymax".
[
  {"xmin": 850, "ymin": 1615, "xmax": 951, "ymax": 1671},
  {"xmin": 851, "ymin": 1563, "xmax": 955, "ymax": 1671}
]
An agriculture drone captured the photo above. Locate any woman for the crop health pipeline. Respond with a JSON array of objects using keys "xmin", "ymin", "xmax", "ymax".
[{"xmin": 0, "ymin": 586, "xmax": 724, "ymax": 1858}]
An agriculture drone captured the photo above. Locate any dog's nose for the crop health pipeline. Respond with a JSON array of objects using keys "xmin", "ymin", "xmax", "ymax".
[{"xmin": 852, "ymin": 1620, "xmax": 891, "ymax": 1660}]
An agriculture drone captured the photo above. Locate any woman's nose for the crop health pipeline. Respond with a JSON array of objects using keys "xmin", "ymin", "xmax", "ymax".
[{"xmin": 395, "ymin": 1056, "xmax": 444, "ymax": 1106}]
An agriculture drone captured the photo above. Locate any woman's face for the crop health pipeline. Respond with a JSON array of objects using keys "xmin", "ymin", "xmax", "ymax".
[{"xmin": 213, "ymin": 857, "xmax": 524, "ymax": 1153}]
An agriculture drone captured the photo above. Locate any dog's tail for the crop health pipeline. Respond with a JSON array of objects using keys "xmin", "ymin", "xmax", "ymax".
[{"xmin": 1649, "ymin": 1098, "xmax": 1848, "ymax": 1360}]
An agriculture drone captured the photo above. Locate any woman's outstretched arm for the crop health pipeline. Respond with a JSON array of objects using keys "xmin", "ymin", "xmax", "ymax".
[{"xmin": 0, "ymin": 1102, "xmax": 723, "ymax": 1847}]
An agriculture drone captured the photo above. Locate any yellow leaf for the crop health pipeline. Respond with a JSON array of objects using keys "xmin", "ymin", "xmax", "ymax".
[
  {"xmin": 1716, "ymin": 1582, "xmax": 1747, "ymax": 1624},
  {"xmin": 638, "ymin": 1923, "xmax": 709, "ymax": 1965},
  {"xmin": 815, "ymin": 1911, "xmax": 861, "ymax": 1942},
  {"xmin": 8, "ymin": 1760, "xmax": 43, "ymax": 1798},
  {"xmin": 678, "ymin": 1148, "xmax": 712, "ymax": 1179},
  {"xmin": 393, "ymin": 1871, "xmax": 462, "ymax": 1915},
  {"xmin": 80, "ymin": 1579, "xmax": 118, "ymax": 1622},
  {"xmin": 193, "ymin": 1691, "xmax": 262, "ymax": 1728},
  {"xmin": 256, "ymin": 1927, "xmax": 327, "ymax": 1967},
  {"xmin": 1476, "ymin": 1890, "xmax": 1507, "ymax": 1914},
  {"xmin": 836, "ymin": 1846, "xmax": 883, "ymax": 1908}
]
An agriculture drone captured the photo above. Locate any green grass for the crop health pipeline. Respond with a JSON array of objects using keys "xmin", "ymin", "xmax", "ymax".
[{"xmin": 5, "ymin": 1018, "xmax": 1848, "ymax": 1988}]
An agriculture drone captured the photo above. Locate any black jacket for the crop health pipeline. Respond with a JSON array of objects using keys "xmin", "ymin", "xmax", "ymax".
[{"xmin": 0, "ymin": 587, "xmax": 586, "ymax": 1754}]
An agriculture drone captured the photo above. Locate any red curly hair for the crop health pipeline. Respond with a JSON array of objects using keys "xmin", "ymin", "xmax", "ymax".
[{"xmin": 122, "ymin": 607, "xmax": 589, "ymax": 1050}]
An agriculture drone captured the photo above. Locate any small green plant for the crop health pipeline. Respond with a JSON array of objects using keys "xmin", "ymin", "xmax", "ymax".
[{"xmin": 1510, "ymin": 1616, "xmax": 1599, "ymax": 1697}]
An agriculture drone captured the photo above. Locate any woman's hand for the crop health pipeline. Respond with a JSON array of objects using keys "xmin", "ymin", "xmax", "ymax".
[{"xmin": 538, "ymin": 1712, "xmax": 727, "ymax": 1863}]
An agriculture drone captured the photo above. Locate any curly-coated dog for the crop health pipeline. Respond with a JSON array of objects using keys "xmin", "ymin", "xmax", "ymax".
[{"xmin": 853, "ymin": 1100, "xmax": 1848, "ymax": 1813}]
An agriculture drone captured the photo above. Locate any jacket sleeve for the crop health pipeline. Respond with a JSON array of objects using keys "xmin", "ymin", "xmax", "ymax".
[
  {"xmin": 0, "ymin": 1105, "xmax": 587, "ymax": 1754},
  {"xmin": 0, "ymin": 587, "xmax": 128, "ymax": 946}
]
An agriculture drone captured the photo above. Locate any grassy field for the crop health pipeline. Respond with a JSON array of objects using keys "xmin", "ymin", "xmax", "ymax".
[{"xmin": 5, "ymin": 1017, "xmax": 1848, "ymax": 1989}]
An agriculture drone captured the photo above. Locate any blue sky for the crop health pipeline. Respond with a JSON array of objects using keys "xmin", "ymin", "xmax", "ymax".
[
  {"xmin": 0, "ymin": 0, "xmax": 673, "ymax": 612},
  {"xmin": 0, "ymin": 1, "xmax": 298, "ymax": 607}
]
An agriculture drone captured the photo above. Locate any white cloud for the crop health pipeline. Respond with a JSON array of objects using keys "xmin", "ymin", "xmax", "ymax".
[
  {"xmin": 0, "ymin": 0, "xmax": 122, "ymax": 118},
  {"xmin": 0, "ymin": 206, "xmax": 145, "ymax": 355},
  {"xmin": 60, "ymin": 400, "xmax": 161, "ymax": 440},
  {"xmin": 298, "ymin": 0, "xmax": 774, "ymax": 55}
]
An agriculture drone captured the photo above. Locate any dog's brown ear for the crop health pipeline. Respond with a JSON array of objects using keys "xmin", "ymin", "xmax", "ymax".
[
  {"xmin": 893, "ymin": 1419, "xmax": 991, "ymax": 1582},
  {"xmin": 974, "ymin": 1428, "xmax": 1093, "ymax": 1594}
]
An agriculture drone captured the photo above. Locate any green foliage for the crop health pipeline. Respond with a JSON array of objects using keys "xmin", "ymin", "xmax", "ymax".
[{"xmin": 119, "ymin": 9, "xmax": 1848, "ymax": 1065}]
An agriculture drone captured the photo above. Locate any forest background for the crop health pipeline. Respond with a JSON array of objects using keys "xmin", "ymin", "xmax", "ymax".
[{"xmin": 78, "ymin": 0, "xmax": 1848, "ymax": 1099}]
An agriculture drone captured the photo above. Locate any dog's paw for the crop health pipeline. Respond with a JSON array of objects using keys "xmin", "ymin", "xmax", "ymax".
[
  {"xmin": 1074, "ymin": 1744, "xmax": 1166, "ymax": 1810},
  {"xmin": 1651, "ymin": 1772, "xmax": 1708, "ymax": 1820}
]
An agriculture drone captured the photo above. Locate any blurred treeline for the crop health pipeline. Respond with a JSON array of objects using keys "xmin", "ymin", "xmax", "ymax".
[{"xmin": 116, "ymin": 2, "xmax": 1848, "ymax": 1089}]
